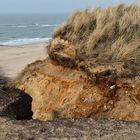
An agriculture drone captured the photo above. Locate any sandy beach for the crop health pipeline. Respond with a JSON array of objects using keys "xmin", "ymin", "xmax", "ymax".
[{"xmin": 0, "ymin": 42, "xmax": 48, "ymax": 78}]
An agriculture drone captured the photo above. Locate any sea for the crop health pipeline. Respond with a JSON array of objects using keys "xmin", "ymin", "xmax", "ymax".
[{"xmin": 0, "ymin": 14, "xmax": 68, "ymax": 46}]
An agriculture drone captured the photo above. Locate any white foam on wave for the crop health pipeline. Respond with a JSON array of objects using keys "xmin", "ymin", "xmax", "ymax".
[
  {"xmin": 14, "ymin": 24, "xmax": 57, "ymax": 28},
  {"xmin": 17, "ymin": 25, "xmax": 27, "ymax": 28},
  {"xmin": 0, "ymin": 38, "xmax": 50, "ymax": 46},
  {"xmin": 39, "ymin": 24, "xmax": 58, "ymax": 27}
]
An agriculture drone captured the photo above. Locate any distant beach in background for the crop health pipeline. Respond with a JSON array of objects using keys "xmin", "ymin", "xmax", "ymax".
[
  {"xmin": 0, "ymin": 13, "xmax": 68, "ymax": 78},
  {"xmin": 0, "ymin": 42, "xmax": 47, "ymax": 78},
  {"xmin": 0, "ymin": 13, "xmax": 68, "ymax": 46}
]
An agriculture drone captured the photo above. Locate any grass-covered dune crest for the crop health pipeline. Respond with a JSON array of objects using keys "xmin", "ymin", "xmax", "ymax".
[{"xmin": 53, "ymin": 4, "xmax": 140, "ymax": 67}]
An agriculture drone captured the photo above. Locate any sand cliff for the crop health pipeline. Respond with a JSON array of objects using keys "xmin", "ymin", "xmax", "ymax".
[
  {"xmin": 14, "ymin": 4, "xmax": 140, "ymax": 121},
  {"xmin": 16, "ymin": 38, "xmax": 140, "ymax": 121},
  {"xmin": 0, "ymin": 4, "xmax": 140, "ymax": 139}
]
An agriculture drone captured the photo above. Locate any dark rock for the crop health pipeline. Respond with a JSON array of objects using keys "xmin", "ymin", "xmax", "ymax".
[
  {"xmin": 0, "ymin": 76, "xmax": 7, "ymax": 88},
  {"xmin": 0, "ymin": 87, "xmax": 33, "ymax": 120},
  {"xmin": 48, "ymin": 38, "xmax": 77, "ymax": 68},
  {"xmin": 49, "ymin": 52, "xmax": 77, "ymax": 68}
]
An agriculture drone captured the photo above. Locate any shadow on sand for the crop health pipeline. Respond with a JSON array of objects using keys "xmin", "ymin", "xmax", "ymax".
[{"xmin": 0, "ymin": 67, "xmax": 33, "ymax": 120}]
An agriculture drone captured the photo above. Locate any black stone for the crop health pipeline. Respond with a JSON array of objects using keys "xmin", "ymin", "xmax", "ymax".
[{"xmin": 0, "ymin": 87, "xmax": 33, "ymax": 120}]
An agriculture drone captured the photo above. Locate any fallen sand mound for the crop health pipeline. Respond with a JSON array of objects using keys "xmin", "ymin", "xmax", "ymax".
[{"xmin": 15, "ymin": 58, "xmax": 140, "ymax": 121}]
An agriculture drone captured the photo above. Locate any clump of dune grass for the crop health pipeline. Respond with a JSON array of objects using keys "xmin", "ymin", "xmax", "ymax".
[{"xmin": 52, "ymin": 4, "xmax": 140, "ymax": 66}]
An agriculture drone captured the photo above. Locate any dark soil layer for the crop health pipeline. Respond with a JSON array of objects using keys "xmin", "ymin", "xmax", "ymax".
[{"xmin": 0, "ymin": 77, "xmax": 33, "ymax": 120}]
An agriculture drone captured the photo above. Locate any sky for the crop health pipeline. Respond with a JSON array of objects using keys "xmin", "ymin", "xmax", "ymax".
[{"xmin": 0, "ymin": 0, "xmax": 139, "ymax": 14}]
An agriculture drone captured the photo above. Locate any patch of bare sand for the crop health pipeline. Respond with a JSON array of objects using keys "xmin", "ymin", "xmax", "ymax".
[{"xmin": 0, "ymin": 42, "xmax": 48, "ymax": 78}]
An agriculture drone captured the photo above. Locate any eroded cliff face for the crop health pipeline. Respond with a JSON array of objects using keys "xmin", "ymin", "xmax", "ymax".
[
  {"xmin": 16, "ymin": 59, "xmax": 105, "ymax": 121},
  {"xmin": 15, "ymin": 5, "xmax": 140, "ymax": 121},
  {"xmin": 15, "ymin": 38, "xmax": 140, "ymax": 121}
]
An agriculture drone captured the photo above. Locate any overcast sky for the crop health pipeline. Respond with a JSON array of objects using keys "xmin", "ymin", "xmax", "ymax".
[{"xmin": 0, "ymin": 0, "xmax": 139, "ymax": 14}]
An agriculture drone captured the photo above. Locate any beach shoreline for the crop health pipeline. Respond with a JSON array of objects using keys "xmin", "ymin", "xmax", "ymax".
[{"xmin": 0, "ymin": 42, "xmax": 48, "ymax": 78}]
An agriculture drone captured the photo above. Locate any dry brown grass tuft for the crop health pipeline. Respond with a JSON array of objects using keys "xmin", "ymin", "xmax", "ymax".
[{"xmin": 52, "ymin": 4, "xmax": 140, "ymax": 66}]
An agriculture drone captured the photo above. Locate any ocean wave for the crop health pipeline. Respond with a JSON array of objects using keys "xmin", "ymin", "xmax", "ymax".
[
  {"xmin": 39, "ymin": 24, "xmax": 58, "ymax": 27},
  {"xmin": 17, "ymin": 25, "xmax": 27, "ymax": 28},
  {"xmin": 0, "ymin": 38, "xmax": 50, "ymax": 46},
  {"xmin": 14, "ymin": 24, "xmax": 57, "ymax": 28}
]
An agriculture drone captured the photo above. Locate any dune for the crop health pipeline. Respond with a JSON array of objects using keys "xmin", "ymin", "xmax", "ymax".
[
  {"xmin": 14, "ymin": 4, "xmax": 140, "ymax": 121},
  {"xmin": 1, "ymin": 4, "xmax": 140, "ymax": 139}
]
